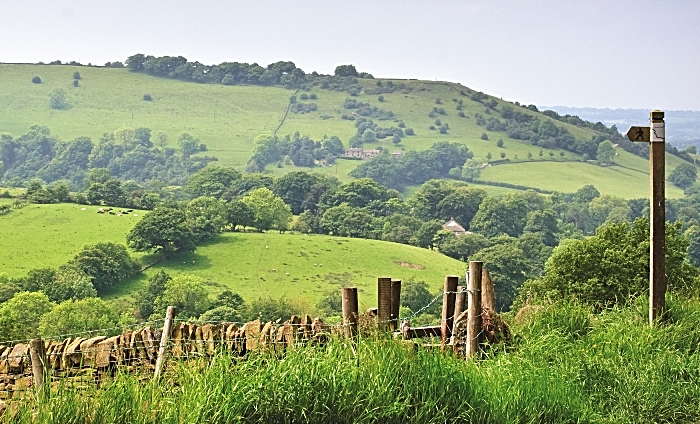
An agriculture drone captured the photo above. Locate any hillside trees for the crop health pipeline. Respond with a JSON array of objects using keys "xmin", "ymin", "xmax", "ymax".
[
  {"xmin": 154, "ymin": 274, "xmax": 210, "ymax": 320},
  {"xmin": 186, "ymin": 166, "xmax": 241, "ymax": 199},
  {"xmin": 68, "ymin": 242, "xmax": 140, "ymax": 293},
  {"xmin": 240, "ymin": 188, "xmax": 292, "ymax": 232},
  {"xmin": 334, "ymin": 64, "xmax": 359, "ymax": 77},
  {"xmin": 596, "ymin": 140, "xmax": 616, "ymax": 164},
  {"xmin": 185, "ymin": 196, "xmax": 228, "ymax": 242},
  {"xmin": 38, "ymin": 298, "xmax": 118, "ymax": 337},
  {"xmin": 669, "ymin": 163, "xmax": 698, "ymax": 189},
  {"xmin": 135, "ymin": 270, "xmax": 170, "ymax": 319},
  {"xmin": 0, "ymin": 292, "xmax": 53, "ymax": 341},
  {"xmin": 470, "ymin": 194, "xmax": 529, "ymax": 238},
  {"xmin": 127, "ymin": 207, "xmax": 196, "ymax": 258},
  {"xmin": 49, "ymin": 89, "xmax": 68, "ymax": 109}
]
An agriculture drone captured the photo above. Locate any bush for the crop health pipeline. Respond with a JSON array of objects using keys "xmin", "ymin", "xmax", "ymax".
[
  {"xmin": 497, "ymin": 139, "xmax": 504, "ymax": 147},
  {"xmin": 32, "ymin": 76, "xmax": 42, "ymax": 84},
  {"xmin": 143, "ymin": 94, "xmax": 152, "ymax": 101},
  {"xmin": 481, "ymin": 133, "xmax": 489, "ymax": 140},
  {"xmin": 300, "ymin": 93, "xmax": 309, "ymax": 100},
  {"xmin": 458, "ymin": 111, "xmax": 466, "ymax": 118},
  {"xmin": 378, "ymin": 95, "xmax": 384, "ymax": 102},
  {"xmin": 404, "ymin": 128, "xmax": 414, "ymax": 136},
  {"xmin": 72, "ymin": 79, "xmax": 79, "ymax": 87},
  {"xmin": 73, "ymin": 71, "xmax": 81, "ymax": 80},
  {"xmin": 435, "ymin": 98, "xmax": 442, "ymax": 104},
  {"xmin": 309, "ymin": 93, "xmax": 318, "ymax": 100}
]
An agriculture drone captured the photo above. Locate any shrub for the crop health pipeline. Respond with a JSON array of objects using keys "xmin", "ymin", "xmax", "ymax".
[
  {"xmin": 72, "ymin": 80, "xmax": 79, "ymax": 87},
  {"xmin": 435, "ymin": 98, "xmax": 442, "ymax": 104},
  {"xmin": 458, "ymin": 111, "xmax": 466, "ymax": 118},
  {"xmin": 32, "ymin": 76, "xmax": 42, "ymax": 84},
  {"xmin": 300, "ymin": 93, "xmax": 309, "ymax": 100},
  {"xmin": 49, "ymin": 89, "xmax": 68, "ymax": 109},
  {"xmin": 404, "ymin": 128, "xmax": 414, "ymax": 135},
  {"xmin": 73, "ymin": 71, "xmax": 81, "ymax": 80},
  {"xmin": 497, "ymin": 139, "xmax": 504, "ymax": 147},
  {"xmin": 309, "ymin": 93, "xmax": 317, "ymax": 100},
  {"xmin": 378, "ymin": 95, "xmax": 384, "ymax": 102},
  {"xmin": 143, "ymin": 94, "xmax": 152, "ymax": 101},
  {"xmin": 481, "ymin": 133, "xmax": 489, "ymax": 140}
]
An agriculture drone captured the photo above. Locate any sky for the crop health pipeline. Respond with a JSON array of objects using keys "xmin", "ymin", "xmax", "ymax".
[{"xmin": 1, "ymin": 0, "xmax": 698, "ymax": 111}]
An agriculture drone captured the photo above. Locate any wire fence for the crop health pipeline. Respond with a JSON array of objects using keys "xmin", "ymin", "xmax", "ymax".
[{"xmin": 0, "ymin": 284, "xmax": 503, "ymax": 401}]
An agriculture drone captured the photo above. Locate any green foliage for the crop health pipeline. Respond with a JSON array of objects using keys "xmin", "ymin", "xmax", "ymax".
[
  {"xmin": 38, "ymin": 297, "xmax": 118, "ymax": 338},
  {"xmin": 669, "ymin": 162, "xmax": 698, "ymax": 189},
  {"xmin": 31, "ymin": 75, "xmax": 41, "ymax": 84},
  {"xmin": 127, "ymin": 207, "xmax": 196, "ymax": 258},
  {"xmin": 596, "ymin": 140, "xmax": 615, "ymax": 164},
  {"xmin": 316, "ymin": 290, "xmax": 343, "ymax": 317},
  {"xmin": 49, "ymin": 88, "xmax": 68, "ymax": 109},
  {"xmin": 472, "ymin": 243, "xmax": 530, "ymax": 311},
  {"xmin": 0, "ymin": 292, "xmax": 53, "ymax": 341},
  {"xmin": 135, "ymin": 270, "xmax": 170, "ymax": 319},
  {"xmin": 470, "ymin": 193, "xmax": 529, "ymax": 238},
  {"xmin": 244, "ymin": 296, "xmax": 296, "ymax": 322},
  {"xmin": 321, "ymin": 204, "xmax": 375, "ymax": 238},
  {"xmin": 177, "ymin": 132, "xmax": 200, "ymax": 155},
  {"xmin": 185, "ymin": 196, "xmax": 227, "ymax": 242},
  {"xmin": 68, "ymin": 242, "xmax": 139, "ymax": 293},
  {"xmin": 401, "ymin": 279, "xmax": 440, "ymax": 316},
  {"xmin": 41, "ymin": 266, "xmax": 97, "ymax": 302},
  {"xmin": 520, "ymin": 218, "xmax": 697, "ymax": 307},
  {"xmin": 240, "ymin": 187, "xmax": 292, "ymax": 231},
  {"xmin": 154, "ymin": 274, "xmax": 210, "ymax": 320},
  {"xmin": 334, "ymin": 64, "xmax": 358, "ymax": 77}
]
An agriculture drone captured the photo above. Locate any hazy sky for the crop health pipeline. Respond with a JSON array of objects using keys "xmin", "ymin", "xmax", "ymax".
[{"xmin": 1, "ymin": 0, "xmax": 698, "ymax": 110}]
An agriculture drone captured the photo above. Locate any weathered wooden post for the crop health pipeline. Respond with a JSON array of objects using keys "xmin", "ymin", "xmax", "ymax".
[
  {"xmin": 481, "ymin": 269, "xmax": 496, "ymax": 312},
  {"xmin": 454, "ymin": 285, "xmax": 467, "ymax": 321},
  {"xmin": 377, "ymin": 277, "xmax": 392, "ymax": 331},
  {"xmin": 467, "ymin": 262, "xmax": 483, "ymax": 359},
  {"xmin": 341, "ymin": 287, "xmax": 359, "ymax": 339},
  {"xmin": 154, "ymin": 306, "xmax": 177, "ymax": 381},
  {"xmin": 441, "ymin": 275, "xmax": 459, "ymax": 349},
  {"xmin": 29, "ymin": 338, "xmax": 47, "ymax": 397},
  {"xmin": 390, "ymin": 280, "xmax": 402, "ymax": 331}
]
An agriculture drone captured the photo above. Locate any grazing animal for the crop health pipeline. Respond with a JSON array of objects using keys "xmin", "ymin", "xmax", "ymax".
[
  {"xmin": 117, "ymin": 214, "xmax": 122, "ymax": 216},
  {"xmin": 127, "ymin": 210, "xmax": 133, "ymax": 213},
  {"xmin": 134, "ymin": 214, "xmax": 138, "ymax": 216},
  {"xmin": 109, "ymin": 211, "xmax": 115, "ymax": 215},
  {"xmin": 97, "ymin": 210, "xmax": 104, "ymax": 214},
  {"xmin": 81, "ymin": 207, "xmax": 87, "ymax": 211}
]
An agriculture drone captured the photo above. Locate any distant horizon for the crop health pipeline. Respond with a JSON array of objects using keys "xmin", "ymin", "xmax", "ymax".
[{"xmin": 1, "ymin": 1, "xmax": 697, "ymax": 111}]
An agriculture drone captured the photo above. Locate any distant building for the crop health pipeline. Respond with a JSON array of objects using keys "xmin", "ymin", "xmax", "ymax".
[
  {"xmin": 442, "ymin": 218, "xmax": 469, "ymax": 237},
  {"xmin": 343, "ymin": 148, "xmax": 380, "ymax": 160},
  {"xmin": 392, "ymin": 151, "xmax": 403, "ymax": 159}
]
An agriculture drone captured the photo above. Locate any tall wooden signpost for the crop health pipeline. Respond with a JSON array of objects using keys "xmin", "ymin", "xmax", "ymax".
[{"xmin": 627, "ymin": 110, "xmax": 666, "ymax": 325}]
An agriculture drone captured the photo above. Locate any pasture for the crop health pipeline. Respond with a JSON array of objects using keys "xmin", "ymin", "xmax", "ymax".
[
  {"xmin": 0, "ymin": 203, "xmax": 145, "ymax": 277},
  {"xmin": 3, "ymin": 64, "xmax": 694, "ymax": 198},
  {"xmin": 105, "ymin": 231, "xmax": 465, "ymax": 308}
]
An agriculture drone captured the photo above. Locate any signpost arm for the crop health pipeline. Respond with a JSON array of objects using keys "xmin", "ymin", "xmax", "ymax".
[{"xmin": 649, "ymin": 110, "xmax": 666, "ymax": 324}]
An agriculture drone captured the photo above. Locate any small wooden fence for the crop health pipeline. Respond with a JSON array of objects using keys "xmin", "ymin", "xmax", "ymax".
[{"xmin": 0, "ymin": 261, "xmax": 506, "ymax": 400}]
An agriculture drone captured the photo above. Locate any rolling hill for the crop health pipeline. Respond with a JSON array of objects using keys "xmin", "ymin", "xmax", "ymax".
[{"xmin": 0, "ymin": 63, "xmax": 693, "ymax": 198}]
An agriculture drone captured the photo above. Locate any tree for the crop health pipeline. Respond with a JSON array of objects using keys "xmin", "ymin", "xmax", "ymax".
[
  {"xmin": 316, "ymin": 290, "xmax": 343, "ymax": 317},
  {"xmin": 155, "ymin": 131, "xmax": 168, "ymax": 148},
  {"xmin": 686, "ymin": 145, "xmax": 698, "ymax": 155},
  {"xmin": 127, "ymin": 207, "xmax": 196, "ymax": 258},
  {"xmin": 240, "ymin": 188, "xmax": 292, "ymax": 231},
  {"xmin": 481, "ymin": 133, "xmax": 489, "ymax": 140},
  {"xmin": 69, "ymin": 242, "xmax": 140, "ymax": 293},
  {"xmin": 114, "ymin": 126, "xmax": 135, "ymax": 149},
  {"xmin": 686, "ymin": 225, "xmax": 700, "ymax": 268},
  {"xmin": 134, "ymin": 127, "xmax": 153, "ymax": 147},
  {"xmin": 401, "ymin": 280, "xmax": 440, "ymax": 316},
  {"xmin": 362, "ymin": 129, "xmax": 377, "ymax": 144},
  {"xmin": 186, "ymin": 166, "xmax": 241, "ymax": 199},
  {"xmin": 272, "ymin": 171, "xmax": 325, "ymax": 214},
  {"xmin": 520, "ymin": 218, "xmax": 697, "ymax": 307},
  {"xmin": 470, "ymin": 194, "xmax": 529, "ymax": 238},
  {"xmin": 320, "ymin": 204, "xmax": 374, "ymax": 238},
  {"xmin": 154, "ymin": 274, "xmax": 210, "ymax": 320},
  {"xmin": 327, "ymin": 178, "xmax": 389, "ymax": 209},
  {"xmin": 185, "ymin": 196, "xmax": 227, "ymax": 242},
  {"xmin": 596, "ymin": 140, "xmax": 615, "ymax": 164},
  {"xmin": 334, "ymin": 64, "xmax": 359, "ymax": 77},
  {"xmin": 135, "ymin": 270, "xmax": 170, "ymax": 319},
  {"xmin": 669, "ymin": 163, "xmax": 697, "ymax": 189},
  {"xmin": 177, "ymin": 132, "xmax": 200, "ymax": 155},
  {"xmin": 497, "ymin": 139, "xmax": 504, "ymax": 148},
  {"xmin": 41, "ymin": 266, "xmax": 96, "ymax": 302},
  {"xmin": 73, "ymin": 71, "xmax": 81, "ymax": 80},
  {"xmin": 32, "ymin": 76, "xmax": 42, "ymax": 84},
  {"xmin": 573, "ymin": 184, "xmax": 600, "ymax": 203},
  {"xmin": 226, "ymin": 200, "xmax": 255, "ymax": 231},
  {"xmin": 73, "ymin": 80, "xmax": 79, "ymax": 87},
  {"xmin": 471, "ymin": 243, "xmax": 530, "ymax": 311},
  {"xmin": 486, "ymin": 152, "xmax": 492, "ymax": 161},
  {"xmin": 412, "ymin": 220, "xmax": 444, "ymax": 249},
  {"xmin": 49, "ymin": 88, "xmax": 68, "ymax": 109},
  {"xmin": 0, "ymin": 292, "xmax": 53, "ymax": 341},
  {"xmin": 38, "ymin": 298, "xmax": 118, "ymax": 338}
]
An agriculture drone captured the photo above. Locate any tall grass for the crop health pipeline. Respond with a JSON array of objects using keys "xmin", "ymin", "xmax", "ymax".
[{"xmin": 6, "ymin": 298, "xmax": 700, "ymax": 423}]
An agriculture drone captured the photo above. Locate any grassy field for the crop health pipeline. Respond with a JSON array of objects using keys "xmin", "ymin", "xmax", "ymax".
[
  {"xmin": 3, "ymin": 63, "xmax": 694, "ymax": 197},
  {"xmin": 5, "ymin": 298, "xmax": 700, "ymax": 423},
  {"xmin": 0, "ymin": 203, "xmax": 145, "ymax": 278},
  {"xmin": 0, "ymin": 203, "xmax": 463, "ymax": 306},
  {"xmin": 105, "ymin": 232, "xmax": 465, "ymax": 308}
]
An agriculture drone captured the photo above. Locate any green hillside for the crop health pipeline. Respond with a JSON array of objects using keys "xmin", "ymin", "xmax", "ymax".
[
  {"xmin": 105, "ymin": 232, "xmax": 465, "ymax": 308},
  {"xmin": 0, "ymin": 63, "xmax": 692, "ymax": 198},
  {"xmin": 0, "ymin": 203, "xmax": 464, "ymax": 305}
]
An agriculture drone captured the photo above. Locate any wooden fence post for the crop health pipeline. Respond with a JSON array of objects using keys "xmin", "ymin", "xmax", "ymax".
[
  {"xmin": 377, "ymin": 277, "xmax": 392, "ymax": 331},
  {"xmin": 154, "ymin": 306, "xmax": 177, "ymax": 381},
  {"xmin": 390, "ymin": 280, "xmax": 402, "ymax": 331},
  {"xmin": 467, "ymin": 262, "xmax": 483, "ymax": 359},
  {"xmin": 341, "ymin": 287, "xmax": 359, "ymax": 339},
  {"xmin": 481, "ymin": 268, "xmax": 496, "ymax": 312},
  {"xmin": 29, "ymin": 338, "xmax": 47, "ymax": 397},
  {"xmin": 441, "ymin": 275, "xmax": 459, "ymax": 349},
  {"xmin": 454, "ymin": 286, "xmax": 467, "ymax": 321}
]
